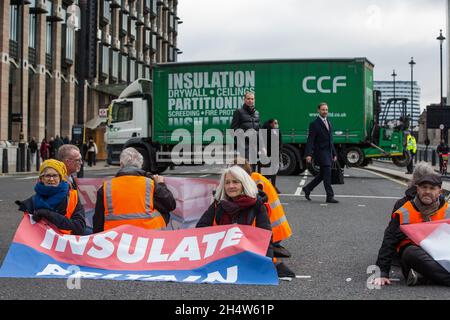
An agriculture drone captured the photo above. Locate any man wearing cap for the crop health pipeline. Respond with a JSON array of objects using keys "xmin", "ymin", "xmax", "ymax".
[{"xmin": 372, "ymin": 173, "xmax": 450, "ymax": 287}]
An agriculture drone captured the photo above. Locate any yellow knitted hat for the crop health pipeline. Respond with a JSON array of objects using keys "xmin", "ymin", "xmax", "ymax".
[{"xmin": 39, "ymin": 159, "xmax": 68, "ymax": 181}]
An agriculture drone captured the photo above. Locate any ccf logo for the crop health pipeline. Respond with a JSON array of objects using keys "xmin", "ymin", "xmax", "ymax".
[{"xmin": 302, "ymin": 76, "xmax": 347, "ymax": 93}]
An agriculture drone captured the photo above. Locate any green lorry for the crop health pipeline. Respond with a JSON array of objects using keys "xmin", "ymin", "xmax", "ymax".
[{"xmin": 106, "ymin": 58, "xmax": 410, "ymax": 175}]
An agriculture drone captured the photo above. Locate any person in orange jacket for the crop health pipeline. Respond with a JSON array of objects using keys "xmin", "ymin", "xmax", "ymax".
[
  {"xmin": 93, "ymin": 147, "xmax": 176, "ymax": 233},
  {"xmin": 234, "ymin": 157, "xmax": 292, "ymax": 258}
]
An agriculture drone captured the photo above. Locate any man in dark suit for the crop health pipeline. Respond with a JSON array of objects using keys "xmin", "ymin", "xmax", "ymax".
[{"xmin": 303, "ymin": 102, "xmax": 339, "ymax": 203}]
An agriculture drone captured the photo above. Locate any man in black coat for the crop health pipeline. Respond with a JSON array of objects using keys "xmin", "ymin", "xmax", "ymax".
[
  {"xmin": 231, "ymin": 91, "xmax": 261, "ymax": 169},
  {"xmin": 303, "ymin": 102, "xmax": 339, "ymax": 203}
]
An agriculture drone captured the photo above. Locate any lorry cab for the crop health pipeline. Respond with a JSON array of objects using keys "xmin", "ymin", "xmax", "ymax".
[{"xmin": 106, "ymin": 79, "xmax": 152, "ymax": 165}]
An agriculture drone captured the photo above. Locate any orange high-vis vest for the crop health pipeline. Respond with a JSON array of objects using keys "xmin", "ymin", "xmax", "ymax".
[
  {"xmin": 394, "ymin": 201, "xmax": 450, "ymax": 251},
  {"xmin": 251, "ymin": 172, "xmax": 292, "ymax": 242},
  {"xmin": 103, "ymin": 175, "xmax": 166, "ymax": 231},
  {"xmin": 60, "ymin": 189, "xmax": 79, "ymax": 235}
]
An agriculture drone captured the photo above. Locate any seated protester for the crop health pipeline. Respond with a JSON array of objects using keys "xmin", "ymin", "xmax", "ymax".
[
  {"xmin": 391, "ymin": 161, "xmax": 436, "ymax": 214},
  {"xmin": 373, "ymin": 173, "xmax": 450, "ymax": 287},
  {"xmin": 16, "ymin": 159, "xmax": 86, "ymax": 235},
  {"xmin": 234, "ymin": 157, "xmax": 292, "ymax": 258},
  {"xmin": 196, "ymin": 165, "xmax": 295, "ymax": 278},
  {"xmin": 93, "ymin": 147, "xmax": 176, "ymax": 233}
]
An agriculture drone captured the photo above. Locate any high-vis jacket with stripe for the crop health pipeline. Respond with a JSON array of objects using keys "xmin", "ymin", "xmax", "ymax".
[
  {"xmin": 406, "ymin": 134, "xmax": 417, "ymax": 154},
  {"xmin": 60, "ymin": 189, "xmax": 79, "ymax": 235},
  {"xmin": 251, "ymin": 172, "xmax": 292, "ymax": 242},
  {"xmin": 103, "ymin": 175, "xmax": 166, "ymax": 231},
  {"xmin": 393, "ymin": 200, "xmax": 450, "ymax": 251}
]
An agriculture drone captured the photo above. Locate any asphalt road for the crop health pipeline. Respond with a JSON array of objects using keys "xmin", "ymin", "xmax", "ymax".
[{"xmin": 0, "ymin": 165, "xmax": 449, "ymax": 300}]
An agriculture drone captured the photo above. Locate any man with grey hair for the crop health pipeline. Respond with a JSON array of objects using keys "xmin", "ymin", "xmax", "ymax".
[
  {"xmin": 391, "ymin": 161, "xmax": 437, "ymax": 214},
  {"xmin": 93, "ymin": 147, "xmax": 176, "ymax": 233},
  {"xmin": 57, "ymin": 144, "xmax": 83, "ymax": 189}
]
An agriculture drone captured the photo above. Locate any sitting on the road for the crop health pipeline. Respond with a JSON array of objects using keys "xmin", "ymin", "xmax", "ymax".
[
  {"xmin": 16, "ymin": 159, "xmax": 86, "ymax": 235},
  {"xmin": 196, "ymin": 165, "xmax": 296, "ymax": 278},
  {"xmin": 391, "ymin": 161, "xmax": 436, "ymax": 214},
  {"xmin": 93, "ymin": 147, "xmax": 176, "ymax": 233},
  {"xmin": 57, "ymin": 144, "xmax": 83, "ymax": 190},
  {"xmin": 234, "ymin": 157, "xmax": 292, "ymax": 258},
  {"xmin": 373, "ymin": 173, "xmax": 450, "ymax": 286}
]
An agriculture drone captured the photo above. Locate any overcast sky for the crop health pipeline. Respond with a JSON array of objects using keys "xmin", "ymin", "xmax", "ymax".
[{"xmin": 177, "ymin": 0, "xmax": 448, "ymax": 111}]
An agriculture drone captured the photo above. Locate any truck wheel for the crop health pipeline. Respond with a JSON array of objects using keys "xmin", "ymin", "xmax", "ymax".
[
  {"xmin": 307, "ymin": 159, "xmax": 320, "ymax": 176},
  {"xmin": 392, "ymin": 150, "xmax": 411, "ymax": 167},
  {"xmin": 344, "ymin": 146, "xmax": 364, "ymax": 167},
  {"xmin": 279, "ymin": 147, "xmax": 297, "ymax": 175}
]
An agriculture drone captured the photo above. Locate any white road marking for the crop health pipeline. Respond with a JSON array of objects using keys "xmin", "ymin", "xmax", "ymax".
[
  {"xmin": 299, "ymin": 180, "xmax": 306, "ymax": 186},
  {"xmin": 294, "ymin": 187, "xmax": 303, "ymax": 196},
  {"xmin": 358, "ymin": 204, "xmax": 366, "ymax": 207},
  {"xmin": 295, "ymin": 275, "xmax": 312, "ymax": 279},
  {"xmin": 279, "ymin": 194, "xmax": 399, "ymax": 199},
  {"xmin": 199, "ymin": 174, "xmax": 210, "ymax": 178},
  {"xmin": 15, "ymin": 176, "xmax": 39, "ymax": 180},
  {"xmin": 200, "ymin": 169, "xmax": 208, "ymax": 172}
]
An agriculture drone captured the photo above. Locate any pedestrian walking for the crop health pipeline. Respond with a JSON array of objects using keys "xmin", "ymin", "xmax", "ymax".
[
  {"xmin": 28, "ymin": 137, "xmax": 38, "ymax": 166},
  {"xmin": 87, "ymin": 137, "xmax": 98, "ymax": 167},
  {"xmin": 39, "ymin": 138, "xmax": 49, "ymax": 161},
  {"xmin": 303, "ymin": 102, "xmax": 339, "ymax": 203}
]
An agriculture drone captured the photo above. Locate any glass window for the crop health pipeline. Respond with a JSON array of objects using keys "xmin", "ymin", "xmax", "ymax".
[
  {"xmin": 131, "ymin": 21, "xmax": 136, "ymax": 38},
  {"xmin": 151, "ymin": 33, "xmax": 157, "ymax": 51},
  {"xmin": 46, "ymin": 22, "xmax": 52, "ymax": 54},
  {"xmin": 111, "ymin": 101, "xmax": 133, "ymax": 123},
  {"xmin": 29, "ymin": 14, "xmax": 37, "ymax": 48},
  {"xmin": 137, "ymin": 63, "xmax": 143, "ymax": 78},
  {"xmin": 151, "ymin": 0, "xmax": 157, "ymax": 15},
  {"xmin": 130, "ymin": 59, "xmax": 135, "ymax": 81},
  {"xmin": 102, "ymin": 45, "xmax": 109, "ymax": 75},
  {"xmin": 144, "ymin": 66, "xmax": 150, "ymax": 79},
  {"xmin": 66, "ymin": 27, "xmax": 74, "ymax": 60},
  {"xmin": 121, "ymin": 13, "xmax": 128, "ymax": 32},
  {"xmin": 103, "ymin": 1, "xmax": 111, "ymax": 21},
  {"xmin": 112, "ymin": 50, "xmax": 119, "ymax": 79},
  {"xmin": 121, "ymin": 54, "xmax": 128, "ymax": 81},
  {"xmin": 145, "ymin": 29, "xmax": 150, "ymax": 45},
  {"xmin": 9, "ymin": 5, "xmax": 18, "ymax": 42}
]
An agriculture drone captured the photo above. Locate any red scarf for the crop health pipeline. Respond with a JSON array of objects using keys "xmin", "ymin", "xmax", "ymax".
[{"xmin": 219, "ymin": 195, "xmax": 257, "ymax": 225}]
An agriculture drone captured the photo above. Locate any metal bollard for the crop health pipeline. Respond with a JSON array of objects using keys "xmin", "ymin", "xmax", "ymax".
[
  {"xmin": 36, "ymin": 152, "xmax": 40, "ymax": 171},
  {"xmin": 26, "ymin": 149, "xmax": 31, "ymax": 171},
  {"xmin": 432, "ymin": 151, "xmax": 436, "ymax": 166},
  {"xmin": 19, "ymin": 143, "xmax": 26, "ymax": 172},
  {"xmin": 16, "ymin": 148, "xmax": 20, "ymax": 172},
  {"xmin": 424, "ymin": 149, "xmax": 428, "ymax": 162},
  {"xmin": 2, "ymin": 149, "xmax": 8, "ymax": 173}
]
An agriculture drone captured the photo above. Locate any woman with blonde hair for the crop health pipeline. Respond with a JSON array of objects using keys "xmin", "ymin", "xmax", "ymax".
[
  {"xmin": 196, "ymin": 165, "xmax": 295, "ymax": 278},
  {"xmin": 16, "ymin": 159, "xmax": 86, "ymax": 235}
]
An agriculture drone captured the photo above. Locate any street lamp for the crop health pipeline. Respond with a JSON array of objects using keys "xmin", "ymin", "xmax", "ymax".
[
  {"xmin": 409, "ymin": 57, "xmax": 416, "ymax": 127},
  {"xmin": 437, "ymin": 29, "xmax": 446, "ymax": 107},
  {"xmin": 391, "ymin": 69, "xmax": 397, "ymax": 99}
]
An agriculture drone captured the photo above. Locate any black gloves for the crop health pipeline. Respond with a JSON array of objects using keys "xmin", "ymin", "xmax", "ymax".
[{"xmin": 34, "ymin": 208, "xmax": 54, "ymax": 219}]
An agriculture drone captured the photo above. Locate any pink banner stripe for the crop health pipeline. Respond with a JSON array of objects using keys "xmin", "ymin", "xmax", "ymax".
[
  {"xmin": 13, "ymin": 216, "xmax": 272, "ymax": 271},
  {"xmin": 400, "ymin": 219, "xmax": 450, "ymax": 245}
]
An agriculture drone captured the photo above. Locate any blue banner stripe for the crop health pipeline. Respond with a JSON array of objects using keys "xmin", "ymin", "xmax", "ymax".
[{"xmin": 0, "ymin": 243, "xmax": 278, "ymax": 285}]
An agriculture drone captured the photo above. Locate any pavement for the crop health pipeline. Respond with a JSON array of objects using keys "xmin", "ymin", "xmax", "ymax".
[
  {"xmin": 366, "ymin": 160, "xmax": 450, "ymax": 193},
  {"xmin": 0, "ymin": 160, "xmax": 113, "ymax": 177}
]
